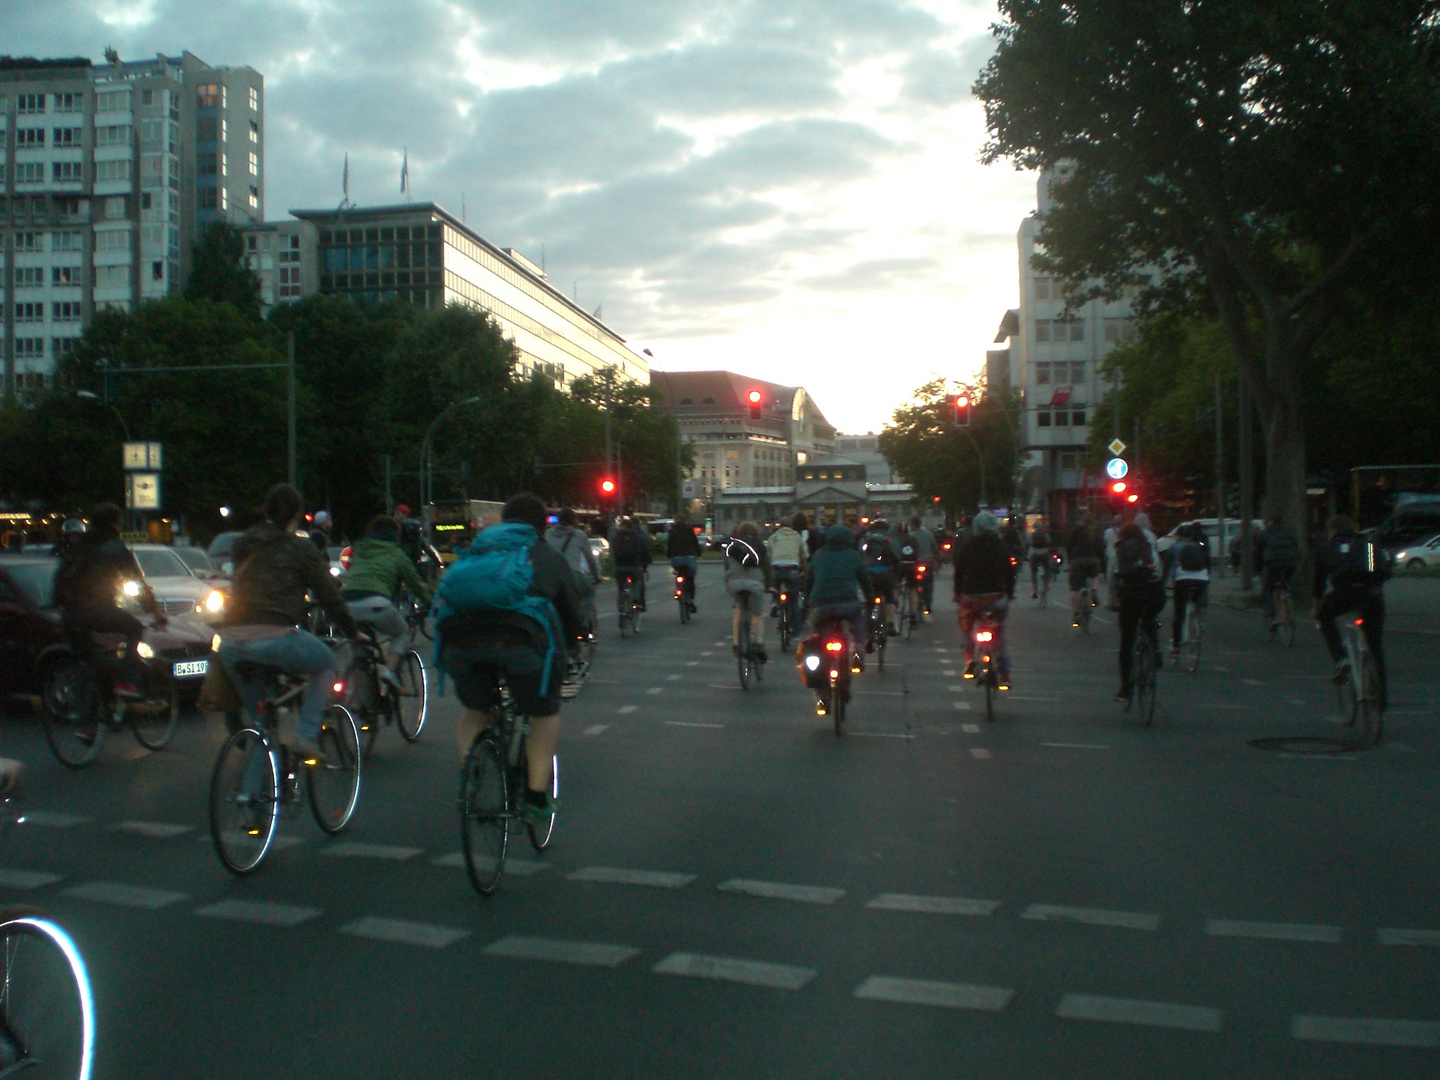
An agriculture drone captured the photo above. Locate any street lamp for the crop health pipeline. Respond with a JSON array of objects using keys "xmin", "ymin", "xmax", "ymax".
[
  {"xmin": 75, "ymin": 390, "xmax": 130, "ymax": 441},
  {"xmin": 419, "ymin": 396, "xmax": 482, "ymax": 541}
]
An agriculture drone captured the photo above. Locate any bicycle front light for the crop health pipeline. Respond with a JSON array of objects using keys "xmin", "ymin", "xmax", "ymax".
[
  {"xmin": 136, "ymin": 641, "xmax": 155, "ymax": 659},
  {"xmin": 804, "ymin": 655, "xmax": 821, "ymax": 672}
]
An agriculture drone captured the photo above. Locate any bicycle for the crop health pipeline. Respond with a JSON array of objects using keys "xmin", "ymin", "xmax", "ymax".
[
  {"xmin": 897, "ymin": 574, "xmax": 917, "ymax": 640},
  {"xmin": 1034, "ymin": 555, "xmax": 1058, "ymax": 607},
  {"xmin": 673, "ymin": 568, "xmax": 691, "ymax": 624},
  {"xmin": 1176, "ymin": 594, "xmax": 1204, "ymax": 673},
  {"xmin": 1074, "ymin": 579, "xmax": 1097, "ymax": 635},
  {"xmin": 1336, "ymin": 616, "xmax": 1383, "ymax": 746},
  {"xmin": 867, "ymin": 592, "xmax": 889, "ymax": 672},
  {"xmin": 0, "ymin": 904, "xmax": 96, "ymax": 1080},
  {"xmin": 802, "ymin": 617, "xmax": 858, "ymax": 734},
  {"xmin": 1125, "ymin": 617, "xmax": 1159, "ymax": 726},
  {"xmin": 458, "ymin": 677, "xmax": 557, "ymax": 896},
  {"xmin": 338, "ymin": 621, "xmax": 428, "ymax": 757},
  {"xmin": 734, "ymin": 591, "xmax": 765, "ymax": 690},
  {"xmin": 774, "ymin": 577, "xmax": 800, "ymax": 652},
  {"xmin": 616, "ymin": 573, "xmax": 643, "ymax": 637},
  {"xmin": 41, "ymin": 627, "xmax": 181, "ymax": 768},
  {"xmin": 966, "ymin": 608, "xmax": 1008, "ymax": 722},
  {"xmin": 1268, "ymin": 575, "xmax": 1296, "ymax": 648},
  {"xmin": 208, "ymin": 664, "xmax": 362, "ymax": 875}
]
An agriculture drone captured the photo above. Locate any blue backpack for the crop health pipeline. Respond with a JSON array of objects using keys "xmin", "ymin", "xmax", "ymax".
[{"xmin": 431, "ymin": 522, "xmax": 562, "ymax": 695}]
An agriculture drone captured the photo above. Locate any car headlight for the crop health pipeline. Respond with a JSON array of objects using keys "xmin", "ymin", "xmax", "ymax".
[
  {"xmin": 204, "ymin": 590, "xmax": 225, "ymax": 613},
  {"xmin": 1396, "ymin": 551, "xmax": 1408, "ymax": 561},
  {"xmin": 211, "ymin": 634, "xmax": 222, "ymax": 653},
  {"xmin": 136, "ymin": 641, "xmax": 155, "ymax": 659},
  {"xmin": 122, "ymin": 580, "xmax": 141, "ymax": 598},
  {"xmin": 329, "ymin": 565, "xmax": 342, "ymax": 577}
]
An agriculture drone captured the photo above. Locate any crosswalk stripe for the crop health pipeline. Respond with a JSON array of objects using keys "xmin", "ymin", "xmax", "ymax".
[
  {"xmin": 340, "ymin": 916, "xmax": 469, "ymax": 949},
  {"xmin": 1058, "ymin": 993, "xmax": 1222, "ymax": 1033},
  {"xmin": 1378, "ymin": 928, "xmax": 1440, "ymax": 946},
  {"xmin": 0, "ymin": 869, "xmax": 64, "ymax": 889},
  {"xmin": 320, "ymin": 842, "xmax": 424, "ymax": 861},
  {"xmin": 1292, "ymin": 1015, "xmax": 1440, "ymax": 1047},
  {"xmin": 856, "ymin": 976, "xmax": 1013, "ymax": 1011},
  {"xmin": 718, "ymin": 879, "xmax": 844, "ymax": 904},
  {"xmin": 866, "ymin": 894, "xmax": 999, "ymax": 916},
  {"xmin": 653, "ymin": 952, "xmax": 816, "ymax": 990},
  {"xmin": 484, "ymin": 935, "xmax": 640, "ymax": 967},
  {"xmin": 23, "ymin": 811, "xmax": 91, "ymax": 828},
  {"xmin": 194, "ymin": 899, "xmax": 322, "ymax": 927},
  {"xmin": 429, "ymin": 852, "xmax": 549, "ymax": 875},
  {"xmin": 114, "ymin": 820, "xmax": 194, "ymax": 839},
  {"xmin": 569, "ymin": 866, "xmax": 696, "ymax": 889},
  {"xmin": 1022, "ymin": 904, "xmax": 1160, "ymax": 931},
  {"xmin": 1205, "ymin": 919, "xmax": 1341, "ymax": 943},
  {"xmin": 63, "ymin": 880, "xmax": 188, "ymax": 909}
]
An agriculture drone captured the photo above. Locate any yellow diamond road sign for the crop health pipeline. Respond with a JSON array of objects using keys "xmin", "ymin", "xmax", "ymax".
[{"xmin": 1108, "ymin": 439, "xmax": 1127, "ymax": 457}]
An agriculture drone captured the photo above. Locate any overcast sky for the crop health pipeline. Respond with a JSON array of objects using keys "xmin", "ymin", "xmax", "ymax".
[{"xmin": 9, "ymin": 0, "xmax": 1038, "ymax": 434}]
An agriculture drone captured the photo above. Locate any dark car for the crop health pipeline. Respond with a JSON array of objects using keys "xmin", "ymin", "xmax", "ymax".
[{"xmin": 0, "ymin": 554, "xmax": 214, "ymax": 705}]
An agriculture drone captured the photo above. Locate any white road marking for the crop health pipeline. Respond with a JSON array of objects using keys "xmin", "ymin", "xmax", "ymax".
[
  {"xmin": 617, "ymin": 705, "xmax": 638, "ymax": 714},
  {"xmin": 484, "ymin": 935, "xmax": 640, "ymax": 967},
  {"xmin": 954, "ymin": 701, "xmax": 972, "ymax": 711},
  {"xmin": 194, "ymin": 899, "xmax": 321, "ymax": 927},
  {"xmin": 0, "ymin": 869, "xmax": 63, "ymax": 889},
  {"xmin": 63, "ymin": 881, "xmax": 188, "ymax": 909},
  {"xmin": 712, "ymin": 641, "xmax": 727, "ymax": 647},
  {"xmin": 706, "ymin": 684, "xmax": 743, "ymax": 691},
  {"xmin": 667, "ymin": 674, "xmax": 682, "ymax": 681},
  {"xmin": 1041, "ymin": 742, "xmax": 1110, "ymax": 750},
  {"xmin": 583, "ymin": 724, "xmax": 609, "ymax": 736},
  {"xmin": 1243, "ymin": 678, "xmax": 1264, "ymax": 686},
  {"xmin": 718, "ymin": 879, "xmax": 845, "ymax": 904},
  {"xmin": 1057, "ymin": 993, "xmax": 1222, "ymax": 1033},
  {"xmin": 1378, "ymin": 928, "xmax": 1440, "ymax": 946},
  {"xmin": 866, "ymin": 894, "xmax": 999, "ymax": 916},
  {"xmin": 1205, "ymin": 919, "xmax": 1341, "ymax": 944},
  {"xmin": 1285, "ymin": 698, "xmax": 1307, "ymax": 705},
  {"xmin": 321, "ymin": 842, "xmax": 424, "ymax": 861},
  {"xmin": 341, "ymin": 916, "xmax": 470, "ymax": 949},
  {"xmin": 851, "ymin": 731, "xmax": 912, "ymax": 739},
  {"xmin": 856, "ymin": 976, "xmax": 1013, "ymax": 1011},
  {"xmin": 943, "ymin": 670, "xmax": 958, "ymax": 677},
  {"xmin": 23, "ymin": 811, "xmax": 90, "ymax": 828},
  {"xmin": 430, "ymin": 852, "xmax": 548, "ymax": 874},
  {"xmin": 1006, "ymin": 695, "xmax": 1061, "ymax": 702},
  {"xmin": 947, "ymin": 685, "xmax": 963, "ymax": 692},
  {"xmin": 970, "ymin": 748, "xmax": 992, "ymax": 760},
  {"xmin": 700, "ymin": 651, "xmax": 715, "ymax": 657},
  {"xmin": 569, "ymin": 866, "xmax": 696, "ymax": 889},
  {"xmin": 685, "ymin": 661, "xmax": 700, "ymax": 667},
  {"xmin": 960, "ymin": 723, "xmax": 981, "ymax": 733},
  {"xmin": 666, "ymin": 721, "xmax": 723, "ymax": 729},
  {"xmin": 113, "ymin": 820, "xmax": 195, "ymax": 839},
  {"xmin": 646, "ymin": 687, "xmax": 663, "ymax": 695},
  {"xmin": 1293, "ymin": 1015, "xmax": 1440, "ymax": 1047},
  {"xmin": 1022, "ymin": 904, "xmax": 1160, "ymax": 931},
  {"xmin": 653, "ymin": 952, "xmax": 817, "ymax": 990}
]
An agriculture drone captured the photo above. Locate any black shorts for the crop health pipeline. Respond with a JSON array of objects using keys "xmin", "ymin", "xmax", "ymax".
[
  {"xmin": 441, "ymin": 641, "xmax": 564, "ymax": 717},
  {"xmin": 1067, "ymin": 556, "xmax": 1103, "ymax": 591}
]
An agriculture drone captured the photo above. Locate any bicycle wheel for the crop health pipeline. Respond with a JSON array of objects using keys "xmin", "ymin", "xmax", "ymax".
[
  {"xmin": 1277, "ymin": 593, "xmax": 1296, "ymax": 648},
  {"xmin": 1180, "ymin": 609, "xmax": 1203, "ymax": 673},
  {"xmin": 618, "ymin": 587, "xmax": 633, "ymax": 637},
  {"xmin": 984, "ymin": 676, "xmax": 995, "ymax": 722},
  {"xmin": 41, "ymin": 659, "xmax": 105, "ymax": 769},
  {"xmin": 128, "ymin": 683, "xmax": 179, "ymax": 751},
  {"xmin": 737, "ymin": 611, "xmax": 752, "ymax": 691},
  {"xmin": 0, "ymin": 910, "xmax": 96, "ymax": 1080},
  {"xmin": 525, "ymin": 746, "xmax": 558, "ymax": 852},
  {"xmin": 1135, "ymin": 638, "xmax": 1157, "ymax": 727},
  {"xmin": 394, "ymin": 651, "xmax": 428, "ymax": 742},
  {"xmin": 877, "ymin": 624, "xmax": 887, "ymax": 673},
  {"xmin": 1038, "ymin": 573, "xmax": 1049, "ymax": 608},
  {"xmin": 1079, "ymin": 601, "xmax": 1092, "ymax": 635},
  {"xmin": 340, "ymin": 659, "xmax": 381, "ymax": 758},
  {"xmin": 460, "ymin": 734, "xmax": 509, "ymax": 896},
  {"xmin": 1336, "ymin": 659, "xmax": 1358, "ymax": 727},
  {"xmin": 830, "ymin": 681, "xmax": 846, "ymax": 735},
  {"xmin": 307, "ymin": 704, "xmax": 361, "ymax": 834},
  {"xmin": 1359, "ymin": 654, "xmax": 1383, "ymax": 747},
  {"xmin": 209, "ymin": 727, "xmax": 280, "ymax": 875}
]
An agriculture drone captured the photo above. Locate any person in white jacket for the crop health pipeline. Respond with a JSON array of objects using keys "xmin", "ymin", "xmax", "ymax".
[{"xmin": 767, "ymin": 513, "xmax": 809, "ymax": 632}]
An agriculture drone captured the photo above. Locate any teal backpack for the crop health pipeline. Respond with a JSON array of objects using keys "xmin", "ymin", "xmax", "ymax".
[{"xmin": 431, "ymin": 522, "xmax": 562, "ymax": 695}]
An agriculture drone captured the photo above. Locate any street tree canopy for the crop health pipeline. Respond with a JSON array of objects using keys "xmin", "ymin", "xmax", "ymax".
[{"xmin": 975, "ymin": 0, "xmax": 1440, "ymax": 537}]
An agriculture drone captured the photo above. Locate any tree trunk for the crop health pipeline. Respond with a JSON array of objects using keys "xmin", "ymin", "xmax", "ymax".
[{"xmin": 1261, "ymin": 382, "xmax": 1309, "ymax": 560}]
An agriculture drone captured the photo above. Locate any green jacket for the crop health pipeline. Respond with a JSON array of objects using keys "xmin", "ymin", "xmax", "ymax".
[{"xmin": 341, "ymin": 538, "xmax": 432, "ymax": 605}]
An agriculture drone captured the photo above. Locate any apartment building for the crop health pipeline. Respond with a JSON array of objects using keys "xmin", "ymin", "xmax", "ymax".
[{"xmin": 0, "ymin": 52, "xmax": 263, "ymax": 394}]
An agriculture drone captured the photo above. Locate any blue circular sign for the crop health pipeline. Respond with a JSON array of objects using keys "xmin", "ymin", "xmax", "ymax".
[{"xmin": 1106, "ymin": 457, "xmax": 1129, "ymax": 480}]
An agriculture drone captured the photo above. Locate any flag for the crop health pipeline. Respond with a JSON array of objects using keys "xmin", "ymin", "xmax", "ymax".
[
  {"xmin": 400, "ymin": 148, "xmax": 408, "ymax": 194},
  {"xmin": 342, "ymin": 153, "xmax": 349, "ymax": 199}
]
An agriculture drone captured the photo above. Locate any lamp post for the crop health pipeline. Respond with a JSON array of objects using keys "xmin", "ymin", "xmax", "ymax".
[
  {"xmin": 76, "ymin": 390, "xmax": 130, "ymax": 441},
  {"xmin": 420, "ymin": 396, "xmax": 482, "ymax": 542}
]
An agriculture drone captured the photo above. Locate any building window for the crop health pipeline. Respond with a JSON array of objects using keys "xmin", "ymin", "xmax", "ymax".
[
  {"xmin": 141, "ymin": 89, "xmax": 153, "ymax": 105},
  {"xmin": 53, "ymin": 231, "xmax": 83, "ymax": 251},
  {"xmin": 1034, "ymin": 276, "xmax": 1051, "ymax": 301},
  {"xmin": 14, "ymin": 338, "xmax": 45, "ymax": 358},
  {"xmin": 52, "ymin": 127, "xmax": 80, "ymax": 146},
  {"xmin": 141, "ymin": 192, "xmax": 153, "ymax": 210},
  {"xmin": 1068, "ymin": 319, "xmax": 1085, "ymax": 342},
  {"xmin": 52, "ymin": 161, "xmax": 84, "ymax": 182},
  {"xmin": 198, "ymin": 188, "xmax": 218, "ymax": 209},
  {"xmin": 1035, "ymin": 362, "xmax": 1052, "ymax": 385},
  {"xmin": 52, "ymin": 337, "xmax": 77, "ymax": 360},
  {"xmin": 1034, "ymin": 319, "xmax": 1051, "ymax": 343},
  {"xmin": 97, "ymin": 89, "xmax": 129, "ymax": 112},
  {"xmin": 15, "ymin": 267, "xmax": 44, "ymax": 287},
  {"xmin": 197, "ymin": 84, "xmax": 219, "ymax": 108},
  {"xmin": 1103, "ymin": 318, "xmax": 1136, "ymax": 344},
  {"xmin": 14, "ymin": 302, "xmax": 44, "ymax": 322},
  {"xmin": 97, "ymin": 124, "xmax": 131, "ymax": 146},
  {"xmin": 17, "ymin": 93, "xmax": 44, "ymax": 113},
  {"xmin": 1060, "ymin": 452, "xmax": 1082, "ymax": 471},
  {"xmin": 96, "ymin": 159, "xmax": 132, "ymax": 182},
  {"xmin": 95, "ymin": 230, "xmax": 131, "ymax": 251},
  {"xmin": 249, "ymin": 87, "xmax": 259, "ymax": 111},
  {"xmin": 1036, "ymin": 409, "xmax": 1052, "ymax": 428},
  {"xmin": 95, "ymin": 265, "xmax": 127, "ymax": 288},
  {"xmin": 1069, "ymin": 361, "xmax": 1087, "ymax": 385},
  {"xmin": 15, "ymin": 233, "xmax": 41, "ymax": 252},
  {"xmin": 14, "ymin": 162, "xmax": 44, "ymax": 184},
  {"xmin": 1072, "ymin": 409, "xmax": 1088, "ymax": 426},
  {"xmin": 53, "ymin": 302, "xmax": 82, "ymax": 321},
  {"xmin": 249, "ymin": 187, "xmax": 259, "ymax": 209},
  {"xmin": 52, "ymin": 267, "xmax": 79, "ymax": 286},
  {"xmin": 248, "ymin": 151, "xmax": 258, "ymax": 176},
  {"xmin": 152, "ymin": 261, "xmax": 165, "ymax": 281}
]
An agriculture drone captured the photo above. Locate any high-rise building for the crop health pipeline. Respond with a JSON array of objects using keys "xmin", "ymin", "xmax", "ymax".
[{"xmin": 0, "ymin": 52, "xmax": 264, "ymax": 395}]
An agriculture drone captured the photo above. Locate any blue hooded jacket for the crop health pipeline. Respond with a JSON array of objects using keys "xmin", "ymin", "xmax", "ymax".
[{"xmin": 802, "ymin": 525, "xmax": 872, "ymax": 607}]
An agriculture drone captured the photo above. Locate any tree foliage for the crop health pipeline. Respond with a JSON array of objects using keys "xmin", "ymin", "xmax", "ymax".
[{"xmin": 184, "ymin": 222, "xmax": 262, "ymax": 322}]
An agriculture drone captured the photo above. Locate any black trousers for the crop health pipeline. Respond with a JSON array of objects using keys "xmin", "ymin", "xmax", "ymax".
[
  {"xmin": 64, "ymin": 603, "xmax": 146, "ymax": 684},
  {"xmin": 1117, "ymin": 581, "xmax": 1166, "ymax": 692},
  {"xmin": 1317, "ymin": 585, "xmax": 1387, "ymax": 708},
  {"xmin": 1171, "ymin": 579, "xmax": 1209, "ymax": 649}
]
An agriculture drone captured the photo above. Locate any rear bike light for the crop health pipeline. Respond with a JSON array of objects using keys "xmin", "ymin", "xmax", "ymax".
[
  {"xmin": 976, "ymin": 630, "xmax": 994, "ymax": 643},
  {"xmin": 825, "ymin": 640, "xmax": 844, "ymax": 652},
  {"xmin": 829, "ymin": 669, "xmax": 840, "ymax": 680},
  {"xmin": 779, "ymin": 592, "xmax": 787, "ymax": 602},
  {"xmin": 1354, "ymin": 618, "xmax": 1364, "ymax": 626},
  {"xmin": 332, "ymin": 681, "xmax": 344, "ymax": 694}
]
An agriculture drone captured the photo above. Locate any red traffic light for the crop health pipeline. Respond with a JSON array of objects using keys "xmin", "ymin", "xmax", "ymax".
[
  {"xmin": 748, "ymin": 390, "xmax": 762, "ymax": 404},
  {"xmin": 1111, "ymin": 481, "xmax": 1127, "ymax": 494},
  {"xmin": 747, "ymin": 388, "xmax": 763, "ymax": 419},
  {"xmin": 600, "ymin": 478, "xmax": 616, "ymax": 495},
  {"xmin": 1127, "ymin": 493, "xmax": 1139, "ymax": 503},
  {"xmin": 950, "ymin": 394, "xmax": 971, "ymax": 427}
]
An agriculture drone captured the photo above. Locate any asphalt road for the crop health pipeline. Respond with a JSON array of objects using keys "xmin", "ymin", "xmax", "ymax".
[{"xmin": 2, "ymin": 565, "xmax": 1437, "ymax": 1079}]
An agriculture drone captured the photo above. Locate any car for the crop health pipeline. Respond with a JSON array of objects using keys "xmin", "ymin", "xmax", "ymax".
[
  {"xmin": 1156, "ymin": 518, "xmax": 1263, "ymax": 563},
  {"xmin": 131, "ymin": 543, "xmax": 228, "ymax": 624},
  {"xmin": 0, "ymin": 554, "xmax": 214, "ymax": 705},
  {"xmin": 1391, "ymin": 533, "xmax": 1440, "ymax": 573},
  {"xmin": 1374, "ymin": 503, "xmax": 1440, "ymax": 552},
  {"xmin": 173, "ymin": 545, "xmax": 224, "ymax": 581},
  {"xmin": 588, "ymin": 536, "xmax": 610, "ymax": 562}
]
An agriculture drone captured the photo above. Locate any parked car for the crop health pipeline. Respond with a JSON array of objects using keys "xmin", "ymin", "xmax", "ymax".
[
  {"xmin": 1156, "ymin": 518, "xmax": 1263, "ymax": 563},
  {"xmin": 1374, "ymin": 503, "xmax": 1440, "ymax": 553},
  {"xmin": 131, "ymin": 543, "xmax": 227, "ymax": 624},
  {"xmin": 588, "ymin": 536, "xmax": 610, "ymax": 562},
  {"xmin": 1391, "ymin": 533, "xmax": 1440, "ymax": 573},
  {"xmin": 0, "ymin": 554, "xmax": 213, "ymax": 704},
  {"xmin": 207, "ymin": 531, "xmax": 245, "ymax": 574}
]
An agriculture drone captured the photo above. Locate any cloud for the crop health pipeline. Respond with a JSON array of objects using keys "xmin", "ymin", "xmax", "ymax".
[
  {"xmin": 901, "ymin": 33, "xmax": 997, "ymax": 106},
  {"xmin": 801, "ymin": 256, "xmax": 944, "ymax": 292}
]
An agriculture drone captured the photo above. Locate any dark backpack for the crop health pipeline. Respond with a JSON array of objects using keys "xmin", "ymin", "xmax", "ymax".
[
  {"xmin": 862, "ymin": 536, "xmax": 898, "ymax": 572},
  {"xmin": 1115, "ymin": 537, "xmax": 1156, "ymax": 586},
  {"xmin": 1263, "ymin": 528, "xmax": 1299, "ymax": 569},
  {"xmin": 1335, "ymin": 535, "xmax": 1390, "ymax": 586},
  {"xmin": 611, "ymin": 528, "xmax": 642, "ymax": 565},
  {"xmin": 726, "ymin": 536, "xmax": 762, "ymax": 568},
  {"xmin": 1175, "ymin": 539, "xmax": 1208, "ymax": 572}
]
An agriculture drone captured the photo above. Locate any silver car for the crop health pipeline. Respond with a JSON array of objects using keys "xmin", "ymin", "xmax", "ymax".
[
  {"xmin": 130, "ymin": 543, "xmax": 228, "ymax": 623},
  {"xmin": 1392, "ymin": 533, "xmax": 1440, "ymax": 573}
]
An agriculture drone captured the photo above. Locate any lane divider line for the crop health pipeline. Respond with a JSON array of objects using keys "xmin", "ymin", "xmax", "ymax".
[
  {"xmin": 653, "ymin": 952, "xmax": 817, "ymax": 991},
  {"xmin": 1057, "ymin": 992, "xmax": 1222, "ymax": 1033},
  {"xmin": 856, "ymin": 975, "xmax": 1013, "ymax": 1011},
  {"xmin": 484, "ymin": 935, "xmax": 640, "ymax": 968},
  {"xmin": 866, "ymin": 894, "xmax": 1000, "ymax": 917},
  {"xmin": 717, "ymin": 879, "xmax": 845, "ymax": 904},
  {"xmin": 1022, "ymin": 904, "xmax": 1160, "ymax": 931}
]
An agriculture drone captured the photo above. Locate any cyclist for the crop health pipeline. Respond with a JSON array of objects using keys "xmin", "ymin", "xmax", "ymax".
[
  {"xmin": 49, "ymin": 516, "xmax": 86, "ymax": 559},
  {"xmin": 546, "ymin": 508, "xmax": 602, "ymax": 630},
  {"xmin": 860, "ymin": 518, "xmax": 901, "ymax": 643},
  {"xmin": 0, "ymin": 757, "xmax": 22, "ymax": 796},
  {"xmin": 54, "ymin": 502, "xmax": 167, "ymax": 700},
  {"xmin": 1066, "ymin": 511, "xmax": 1105, "ymax": 626},
  {"xmin": 436, "ymin": 494, "xmax": 583, "ymax": 824},
  {"xmin": 1113, "ymin": 521, "xmax": 1165, "ymax": 702},
  {"xmin": 665, "ymin": 509, "xmax": 702, "ymax": 614},
  {"xmin": 724, "ymin": 521, "xmax": 772, "ymax": 662},
  {"xmin": 1164, "ymin": 522, "xmax": 1211, "ymax": 660},
  {"xmin": 953, "ymin": 511, "xmax": 1016, "ymax": 687},
  {"xmin": 1256, "ymin": 517, "xmax": 1300, "ymax": 632},
  {"xmin": 767, "ymin": 512, "xmax": 808, "ymax": 632},
  {"xmin": 1103, "ymin": 512, "xmax": 1124, "ymax": 610},
  {"xmin": 217, "ymin": 484, "xmax": 356, "ymax": 762},
  {"xmin": 1027, "ymin": 517, "xmax": 1060, "ymax": 599},
  {"xmin": 339, "ymin": 514, "xmax": 433, "ymax": 686},
  {"xmin": 610, "ymin": 515, "xmax": 652, "ymax": 614},
  {"xmin": 307, "ymin": 509, "xmax": 333, "ymax": 554},
  {"xmin": 1312, "ymin": 515, "xmax": 1391, "ymax": 710},
  {"xmin": 907, "ymin": 516, "xmax": 938, "ymax": 619},
  {"xmin": 802, "ymin": 523, "xmax": 871, "ymax": 674}
]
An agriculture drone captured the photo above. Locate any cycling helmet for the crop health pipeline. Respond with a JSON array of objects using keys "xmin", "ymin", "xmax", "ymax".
[
  {"xmin": 973, "ymin": 511, "xmax": 998, "ymax": 535},
  {"xmin": 313, "ymin": 510, "xmax": 332, "ymax": 527},
  {"xmin": 62, "ymin": 518, "xmax": 86, "ymax": 535}
]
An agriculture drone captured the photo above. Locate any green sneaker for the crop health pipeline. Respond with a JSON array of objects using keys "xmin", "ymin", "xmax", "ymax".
[{"xmin": 522, "ymin": 793, "xmax": 559, "ymax": 824}]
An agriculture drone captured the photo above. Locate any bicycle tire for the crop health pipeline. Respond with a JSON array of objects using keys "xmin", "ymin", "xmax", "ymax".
[
  {"xmin": 41, "ymin": 660, "xmax": 105, "ymax": 769},
  {"xmin": 1277, "ymin": 593, "xmax": 1295, "ymax": 648},
  {"xmin": 395, "ymin": 651, "xmax": 428, "ymax": 742},
  {"xmin": 1181, "ymin": 609, "xmax": 1203, "ymax": 673},
  {"xmin": 1336, "ymin": 663, "xmax": 1358, "ymax": 727},
  {"xmin": 1079, "ymin": 601, "xmax": 1091, "ymax": 635},
  {"xmin": 984, "ymin": 675, "xmax": 995, "ymax": 722},
  {"xmin": 678, "ymin": 593, "xmax": 690, "ymax": 624},
  {"xmin": 0, "ymin": 909, "xmax": 96, "ymax": 1080},
  {"xmin": 877, "ymin": 625, "xmax": 886, "ymax": 672},
  {"xmin": 128, "ymin": 683, "xmax": 179, "ymax": 751},
  {"xmin": 618, "ymin": 585, "xmax": 633, "ymax": 637},
  {"xmin": 1135, "ymin": 636, "xmax": 1157, "ymax": 727},
  {"xmin": 209, "ymin": 727, "xmax": 280, "ymax": 875},
  {"xmin": 1360, "ymin": 654, "xmax": 1383, "ymax": 747},
  {"xmin": 460, "ymin": 734, "xmax": 509, "ymax": 896},
  {"xmin": 831, "ymin": 680, "xmax": 845, "ymax": 735},
  {"xmin": 737, "ymin": 610, "xmax": 751, "ymax": 691},
  {"xmin": 526, "ymin": 747, "xmax": 558, "ymax": 852},
  {"xmin": 341, "ymin": 658, "xmax": 381, "ymax": 758},
  {"xmin": 307, "ymin": 704, "xmax": 361, "ymax": 834}
]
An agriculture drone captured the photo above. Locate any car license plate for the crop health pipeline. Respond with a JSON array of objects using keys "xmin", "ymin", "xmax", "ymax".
[{"xmin": 173, "ymin": 659, "xmax": 209, "ymax": 679}]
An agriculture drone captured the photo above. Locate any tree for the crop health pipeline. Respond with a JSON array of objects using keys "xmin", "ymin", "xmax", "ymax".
[
  {"xmin": 878, "ymin": 377, "xmax": 1020, "ymax": 518},
  {"xmin": 975, "ymin": 0, "xmax": 1440, "ymax": 542},
  {"xmin": 184, "ymin": 222, "xmax": 261, "ymax": 321}
]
